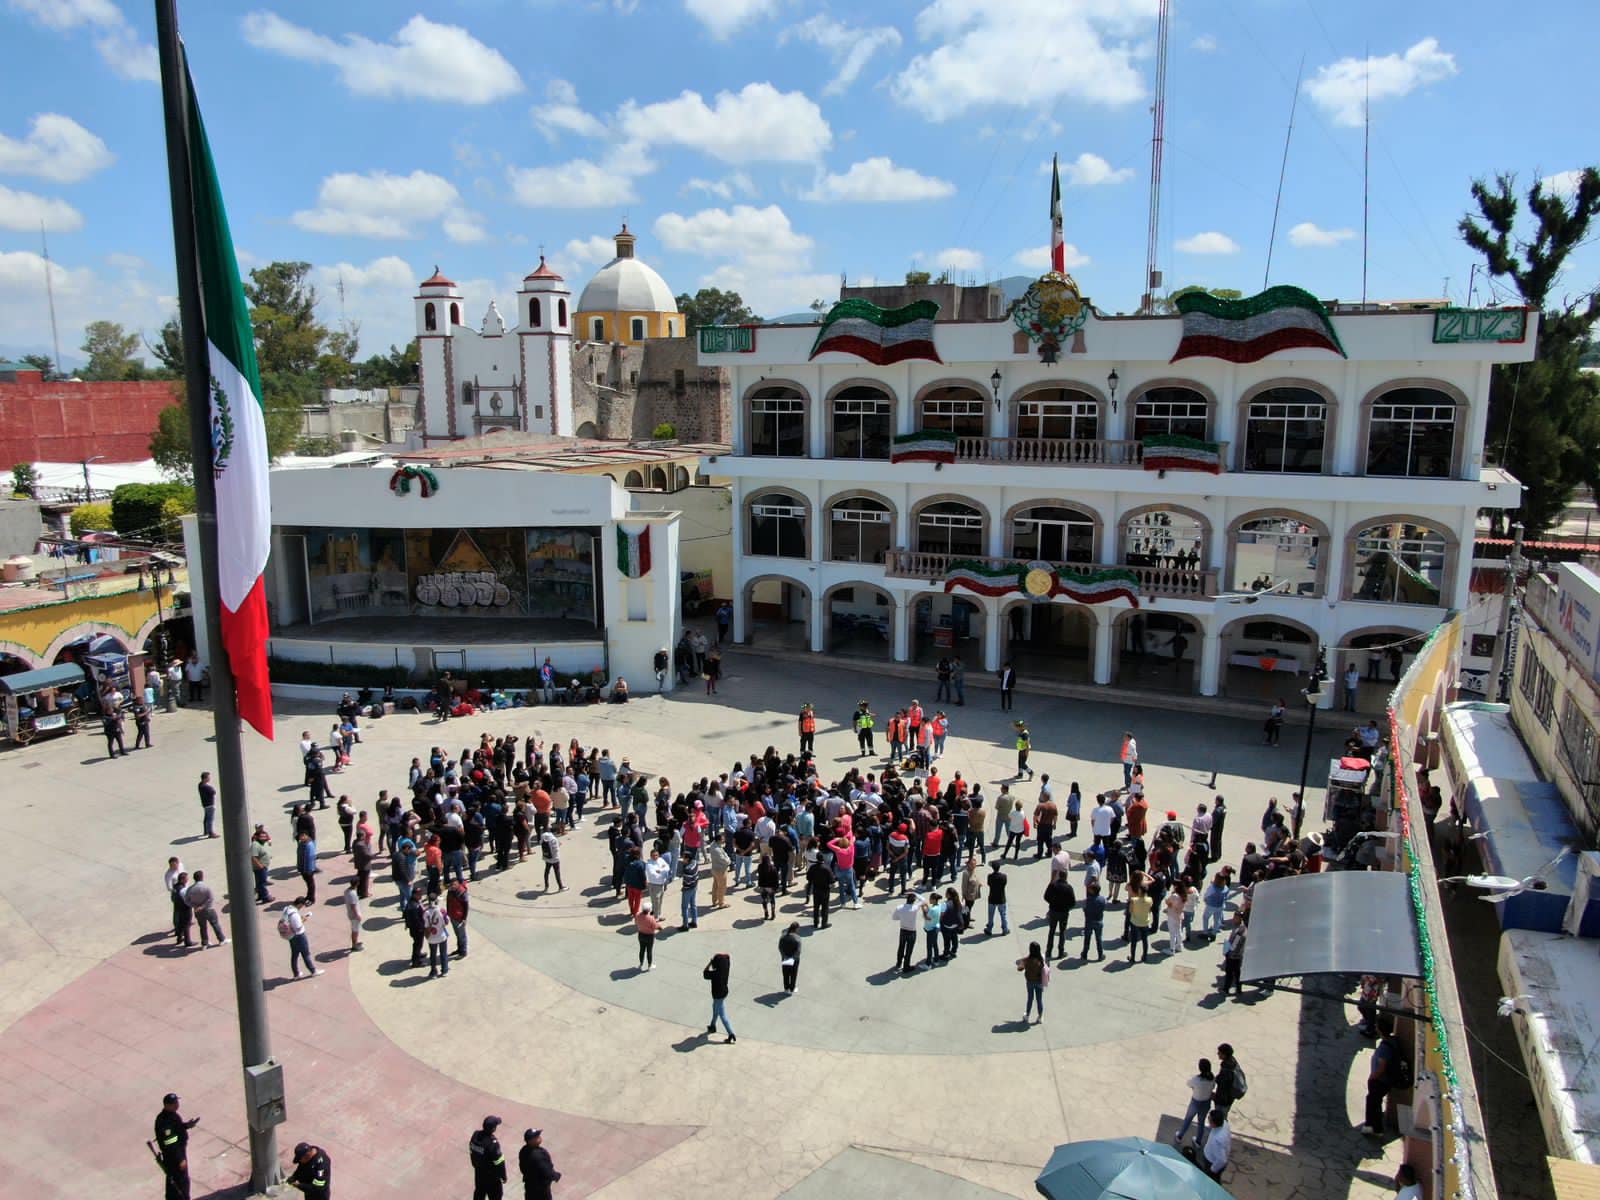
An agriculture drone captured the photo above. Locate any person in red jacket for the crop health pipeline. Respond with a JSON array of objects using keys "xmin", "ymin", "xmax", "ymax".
[
  {"xmin": 446, "ymin": 879, "xmax": 470, "ymax": 958},
  {"xmin": 921, "ymin": 824, "xmax": 945, "ymax": 888}
]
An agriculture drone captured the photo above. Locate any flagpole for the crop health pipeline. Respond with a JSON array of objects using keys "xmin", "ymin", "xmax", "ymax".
[{"xmin": 153, "ymin": 2, "xmax": 282, "ymax": 1192}]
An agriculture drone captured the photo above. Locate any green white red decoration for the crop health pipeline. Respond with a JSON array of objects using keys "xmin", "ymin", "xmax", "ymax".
[
  {"xmin": 1170, "ymin": 285, "xmax": 1346, "ymax": 363},
  {"xmin": 389, "ymin": 464, "xmax": 440, "ymax": 497},
  {"xmin": 1012, "ymin": 271, "xmax": 1089, "ymax": 362},
  {"xmin": 944, "ymin": 559, "xmax": 1140, "ymax": 607},
  {"xmin": 891, "ymin": 430, "xmax": 958, "ymax": 464},
  {"xmin": 617, "ymin": 525, "xmax": 652, "ymax": 578},
  {"xmin": 186, "ymin": 57, "xmax": 272, "ymax": 738},
  {"xmin": 1142, "ymin": 434, "xmax": 1222, "ymax": 474},
  {"xmin": 809, "ymin": 298, "xmax": 942, "ymax": 365}
]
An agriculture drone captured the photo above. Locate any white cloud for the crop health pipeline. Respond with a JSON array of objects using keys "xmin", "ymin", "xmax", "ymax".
[
  {"xmin": 1055, "ymin": 151, "xmax": 1134, "ymax": 187},
  {"xmin": 683, "ymin": 0, "xmax": 782, "ymax": 39},
  {"xmin": 934, "ymin": 248, "xmax": 983, "ymax": 272},
  {"xmin": 313, "ymin": 256, "xmax": 416, "ymax": 293},
  {"xmin": 241, "ymin": 12, "xmax": 523, "ymax": 104},
  {"xmin": 781, "ymin": 14, "xmax": 902, "ymax": 95},
  {"xmin": 1014, "ymin": 243, "xmax": 1090, "ymax": 271},
  {"xmin": 0, "ymin": 113, "xmax": 114, "ymax": 183},
  {"xmin": 0, "ymin": 248, "xmax": 174, "ymax": 362},
  {"xmin": 1304, "ymin": 37, "xmax": 1457, "ymax": 127},
  {"xmin": 684, "ymin": 172, "xmax": 757, "ymax": 199},
  {"xmin": 1175, "ymin": 231, "xmax": 1241, "ymax": 255},
  {"xmin": 292, "ymin": 169, "xmax": 462, "ymax": 239},
  {"xmin": 563, "ymin": 235, "xmax": 618, "ymax": 266},
  {"xmin": 1288, "ymin": 221, "xmax": 1356, "ymax": 248},
  {"xmin": 0, "ymin": 184, "xmax": 83, "ymax": 233},
  {"xmin": 619, "ymin": 83, "xmax": 831, "ymax": 164},
  {"xmin": 10, "ymin": 0, "xmax": 158, "ymax": 81},
  {"xmin": 1540, "ymin": 170, "xmax": 1586, "ymax": 200},
  {"xmin": 443, "ymin": 213, "xmax": 488, "ymax": 244},
  {"xmin": 534, "ymin": 78, "xmax": 606, "ymax": 140},
  {"xmin": 104, "ymin": 252, "xmax": 146, "ymax": 271},
  {"xmin": 1191, "ymin": 33, "xmax": 1217, "ymax": 52},
  {"xmin": 655, "ymin": 204, "xmax": 814, "ymax": 272},
  {"xmin": 701, "ymin": 265, "xmax": 840, "ymax": 319},
  {"xmin": 507, "ymin": 158, "xmax": 640, "ymax": 208},
  {"xmin": 892, "ymin": 0, "xmax": 1157, "ymax": 121},
  {"xmin": 803, "ymin": 157, "xmax": 955, "ymax": 203}
]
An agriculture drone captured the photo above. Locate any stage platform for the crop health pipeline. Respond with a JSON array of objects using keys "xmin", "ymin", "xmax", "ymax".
[
  {"xmin": 273, "ymin": 615, "xmax": 599, "ymax": 645},
  {"xmin": 268, "ymin": 615, "xmax": 606, "ymax": 677}
]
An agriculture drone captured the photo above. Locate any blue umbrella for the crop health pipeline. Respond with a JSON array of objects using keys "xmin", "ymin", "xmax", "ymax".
[{"xmin": 1036, "ymin": 1137, "xmax": 1234, "ymax": 1200}]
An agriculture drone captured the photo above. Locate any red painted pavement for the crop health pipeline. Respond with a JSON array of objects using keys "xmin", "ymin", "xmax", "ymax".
[{"xmin": 0, "ymin": 905, "xmax": 693, "ymax": 1198}]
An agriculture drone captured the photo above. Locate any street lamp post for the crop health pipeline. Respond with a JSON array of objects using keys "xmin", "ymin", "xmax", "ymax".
[
  {"xmin": 1293, "ymin": 646, "xmax": 1330, "ymax": 838},
  {"xmin": 80, "ymin": 454, "xmax": 105, "ymax": 502}
]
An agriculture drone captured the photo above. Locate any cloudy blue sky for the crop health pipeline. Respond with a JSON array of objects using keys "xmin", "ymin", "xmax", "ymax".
[{"xmin": 1, "ymin": 0, "xmax": 1593, "ymax": 364}]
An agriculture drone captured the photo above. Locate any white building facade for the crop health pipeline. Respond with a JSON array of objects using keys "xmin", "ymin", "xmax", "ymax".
[{"xmin": 705, "ymin": 295, "xmax": 1536, "ymax": 707}]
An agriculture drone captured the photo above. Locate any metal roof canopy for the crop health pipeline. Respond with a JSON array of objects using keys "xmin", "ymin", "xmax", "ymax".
[
  {"xmin": 1240, "ymin": 871, "xmax": 1423, "ymax": 983},
  {"xmin": 0, "ymin": 662, "xmax": 87, "ymax": 695}
]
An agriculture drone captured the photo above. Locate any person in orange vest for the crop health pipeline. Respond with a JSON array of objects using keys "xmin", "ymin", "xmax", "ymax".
[
  {"xmin": 1120, "ymin": 731, "xmax": 1139, "ymax": 789},
  {"xmin": 917, "ymin": 719, "xmax": 933, "ymax": 769},
  {"xmin": 907, "ymin": 700, "xmax": 924, "ymax": 749},
  {"xmin": 887, "ymin": 710, "xmax": 906, "ymax": 763},
  {"xmin": 798, "ymin": 703, "xmax": 816, "ymax": 756},
  {"xmin": 930, "ymin": 711, "xmax": 949, "ymax": 760}
]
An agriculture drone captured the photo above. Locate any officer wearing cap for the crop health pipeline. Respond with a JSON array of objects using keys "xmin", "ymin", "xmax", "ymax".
[
  {"xmin": 287, "ymin": 1141, "xmax": 332, "ymax": 1196},
  {"xmin": 518, "ymin": 1128, "xmax": 562, "ymax": 1200},
  {"xmin": 470, "ymin": 1115, "xmax": 507, "ymax": 1199},
  {"xmin": 153, "ymin": 1092, "xmax": 198, "ymax": 1200}
]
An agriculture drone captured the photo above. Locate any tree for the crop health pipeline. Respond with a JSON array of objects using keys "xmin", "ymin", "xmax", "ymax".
[
  {"xmin": 110, "ymin": 482, "xmax": 194, "ymax": 541},
  {"xmin": 353, "ymin": 341, "xmax": 419, "ymax": 389},
  {"xmin": 651, "ymin": 422, "xmax": 677, "ymax": 440},
  {"xmin": 1460, "ymin": 167, "xmax": 1600, "ymax": 535},
  {"xmin": 674, "ymin": 288, "xmax": 757, "ymax": 332},
  {"xmin": 317, "ymin": 325, "xmax": 361, "ymax": 388},
  {"xmin": 1157, "ymin": 285, "xmax": 1244, "ymax": 314},
  {"xmin": 148, "ymin": 378, "xmax": 302, "ymax": 482},
  {"xmin": 10, "ymin": 464, "xmax": 37, "ymax": 497},
  {"xmin": 69, "ymin": 502, "xmax": 113, "ymax": 535},
  {"xmin": 18, "ymin": 353, "xmax": 54, "ymax": 378},
  {"xmin": 80, "ymin": 320, "xmax": 145, "ymax": 380},
  {"xmin": 245, "ymin": 261, "xmax": 325, "ymax": 376},
  {"xmin": 145, "ymin": 316, "xmax": 184, "ymax": 378}
]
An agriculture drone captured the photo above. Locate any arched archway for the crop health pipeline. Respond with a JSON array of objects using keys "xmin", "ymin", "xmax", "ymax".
[
  {"xmin": 1227, "ymin": 508, "xmax": 1329, "ymax": 597},
  {"xmin": 911, "ymin": 591, "xmax": 986, "ymax": 668},
  {"xmin": 46, "ymin": 625, "xmax": 132, "ymax": 668},
  {"xmin": 1114, "ymin": 609, "xmax": 1203, "ymax": 694},
  {"xmin": 742, "ymin": 574, "xmax": 811, "ymax": 651},
  {"xmin": 1004, "ymin": 598, "xmax": 1093, "ymax": 682},
  {"xmin": 649, "ymin": 466, "xmax": 668, "ymax": 491},
  {"xmin": 1219, "ymin": 615, "xmax": 1320, "ymax": 704},
  {"xmin": 623, "ymin": 470, "xmax": 644, "ymax": 489},
  {"xmin": 0, "ymin": 647, "xmax": 37, "ymax": 678},
  {"xmin": 575, "ymin": 421, "xmax": 599, "ymax": 439},
  {"xmin": 1342, "ymin": 624, "xmax": 1433, "ymax": 714},
  {"xmin": 914, "ymin": 379, "xmax": 991, "ymax": 441},
  {"xmin": 1344, "ymin": 516, "xmax": 1455, "ymax": 607},
  {"xmin": 744, "ymin": 380, "xmax": 810, "ymax": 458},
  {"xmin": 673, "ymin": 465, "xmax": 690, "ymax": 490},
  {"xmin": 824, "ymin": 582, "xmax": 895, "ymax": 659},
  {"xmin": 1004, "ymin": 498, "xmax": 1103, "ymax": 562}
]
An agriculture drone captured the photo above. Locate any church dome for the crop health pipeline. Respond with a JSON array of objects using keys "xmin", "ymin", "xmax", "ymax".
[{"xmin": 576, "ymin": 225, "xmax": 679, "ymax": 315}]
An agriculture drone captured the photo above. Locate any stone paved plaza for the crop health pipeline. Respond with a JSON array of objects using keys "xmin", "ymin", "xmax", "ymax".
[{"xmin": 0, "ymin": 648, "xmax": 1410, "ymax": 1198}]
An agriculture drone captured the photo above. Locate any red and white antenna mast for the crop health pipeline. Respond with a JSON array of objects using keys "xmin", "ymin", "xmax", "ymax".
[{"xmin": 1140, "ymin": 0, "xmax": 1170, "ymax": 314}]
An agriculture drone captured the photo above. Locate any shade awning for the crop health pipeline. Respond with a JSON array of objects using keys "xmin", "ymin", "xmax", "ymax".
[
  {"xmin": 0, "ymin": 663, "xmax": 86, "ymax": 695},
  {"xmin": 1240, "ymin": 870, "xmax": 1422, "ymax": 982}
]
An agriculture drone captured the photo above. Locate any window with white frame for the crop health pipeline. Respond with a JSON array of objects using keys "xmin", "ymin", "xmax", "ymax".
[
  {"xmin": 831, "ymin": 387, "xmax": 892, "ymax": 460},
  {"xmin": 1134, "ymin": 388, "xmax": 1209, "ymax": 440},
  {"xmin": 1349, "ymin": 522, "xmax": 1446, "ymax": 605},
  {"xmin": 747, "ymin": 388, "xmax": 806, "ymax": 457},
  {"xmin": 916, "ymin": 502, "xmax": 984, "ymax": 556},
  {"xmin": 749, "ymin": 496, "xmax": 807, "ymax": 557},
  {"xmin": 1232, "ymin": 516, "xmax": 1320, "ymax": 594},
  {"xmin": 1015, "ymin": 391, "xmax": 1100, "ymax": 440},
  {"xmin": 1519, "ymin": 650, "xmax": 1557, "ymax": 729},
  {"xmin": 1366, "ymin": 389, "xmax": 1457, "ymax": 478},
  {"xmin": 829, "ymin": 497, "xmax": 892, "ymax": 564},
  {"xmin": 1243, "ymin": 389, "xmax": 1326, "ymax": 473},
  {"xmin": 1011, "ymin": 505, "xmax": 1095, "ymax": 563},
  {"xmin": 920, "ymin": 388, "xmax": 986, "ymax": 438},
  {"xmin": 1557, "ymin": 692, "xmax": 1600, "ymax": 826}
]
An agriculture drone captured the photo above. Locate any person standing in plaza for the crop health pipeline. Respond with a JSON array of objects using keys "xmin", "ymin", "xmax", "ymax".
[
  {"xmin": 446, "ymin": 879, "xmax": 470, "ymax": 958},
  {"xmin": 423, "ymin": 891, "xmax": 451, "ymax": 978},
  {"xmin": 1043, "ymin": 870, "xmax": 1076, "ymax": 958},
  {"xmin": 249, "ymin": 826, "xmax": 273, "ymax": 904},
  {"xmin": 540, "ymin": 828, "xmax": 564, "ymax": 892},
  {"xmin": 853, "ymin": 701, "xmax": 876, "ymax": 756},
  {"xmin": 951, "ymin": 656, "xmax": 966, "ymax": 705},
  {"xmin": 343, "ymin": 881, "xmax": 364, "ymax": 952},
  {"xmin": 1125, "ymin": 883, "xmax": 1153, "ymax": 962},
  {"xmin": 1264, "ymin": 698, "xmax": 1285, "ymax": 745},
  {"xmin": 998, "ymin": 660, "xmax": 1016, "ymax": 711},
  {"xmin": 102, "ymin": 703, "xmax": 126, "ymax": 758},
  {"xmin": 185, "ymin": 870, "xmax": 225, "ymax": 949},
  {"xmin": 992, "ymin": 785, "xmax": 1014, "ymax": 849},
  {"xmin": 704, "ymin": 951, "xmax": 736, "ymax": 1042},
  {"xmin": 1080, "ymin": 881, "xmax": 1106, "ymax": 960},
  {"xmin": 286, "ymin": 1142, "xmax": 332, "ymax": 1197},
  {"xmin": 984, "ymin": 861, "xmax": 1010, "ymax": 935},
  {"xmin": 1003, "ymin": 802, "xmax": 1027, "ymax": 860},
  {"xmin": 280, "ymin": 897, "xmax": 321, "ymax": 979},
  {"xmin": 806, "ymin": 854, "xmax": 832, "ymax": 929},
  {"xmin": 893, "ymin": 892, "xmax": 920, "ymax": 973},
  {"xmin": 1091, "ymin": 793, "xmax": 1116, "ymax": 848},
  {"xmin": 1163, "ymin": 881, "xmax": 1188, "ymax": 954},
  {"xmin": 1174, "ymin": 1057, "xmax": 1216, "ymax": 1149},
  {"xmin": 935, "ymin": 655, "xmax": 953, "ymax": 703},
  {"xmin": 1120, "ymin": 731, "xmax": 1138, "ymax": 789},
  {"xmin": 1014, "ymin": 720, "xmax": 1034, "ymax": 780},
  {"xmin": 1199, "ymin": 1110, "xmax": 1230, "ymax": 1181},
  {"xmin": 1221, "ymin": 919, "xmax": 1248, "ymax": 996},
  {"xmin": 1016, "ymin": 941, "xmax": 1048, "ymax": 1023},
  {"xmin": 1209, "ymin": 795, "xmax": 1227, "ymax": 863},
  {"xmin": 197, "ymin": 772, "xmax": 218, "ymax": 839},
  {"xmin": 635, "ymin": 900, "xmax": 660, "ymax": 971},
  {"xmin": 1033, "ymin": 779, "xmax": 1057, "ymax": 857},
  {"xmin": 1360, "ymin": 1023, "xmax": 1407, "ymax": 1136},
  {"xmin": 132, "ymin": 699, "xmax": 153, "ymax": 750},
  {"xmin": 778, "ymin": 921, "xmax": 801, "ymax": 992},
  {"xmin": 352, "ymin": 828, "xmax": 374, "ymax": 900},
  {"xmin": 797, "ymin": 703, "xmax": 816, "ymax": 756},
  {"xmin": 715, "ymin": 599, "xmax": 733, "ymax": 644},
  {"xmin": 153, "ymin": 1092, "xmax": 198, "ymax": 1200},
  {"xmin": 184, "ymin": 653, "xmax": 205, "ymax": 703},
  {"xmin": 469, "ymin": 1115, "xmax": 508, "ymax": 1200},
  {"xmin": 296, "ymin": 832, "xmax": 318, "ymax": 904},
  {"xmin": 704, "ymin": 647, "xmax": 722, "ymax": 694},
  {"xmin": 519, "ymin": 1129, "xmax": 561, "ymax": 1200},
  {"xmin": 170, "ymin": 870, "xmax": 193, "ymax": 948},
  {"xmin": 1206, "ymin": 1043, "xmax": 1244, "ymax": 1147},
  {"xmin": 1344, "ymin": 662, "xmax": 1361, "ymax": 711},
  {"xmin": 681, "ymin": 849, "xmax": 703, "ymax": 929}
]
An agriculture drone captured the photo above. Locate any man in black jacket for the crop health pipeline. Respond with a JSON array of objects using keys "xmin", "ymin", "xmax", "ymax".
[
  {"xmin": 470, "ymin": 1115, "xmax": 507, "ymax": 1200},
  {"xmin": 704, "ymin": 951, "xmax": 735, "ymax": 1042},
  {"xmin": 519, "ymin": 1129, "xmax": 561, "ymax": 1200},
  {"xmin": 287, "ymin": 1142, "xmax": 331, "ymax": 1197},
  {"xmin": 1043, "ymin": 872, "xmax": 1077, "ymax": 958}
]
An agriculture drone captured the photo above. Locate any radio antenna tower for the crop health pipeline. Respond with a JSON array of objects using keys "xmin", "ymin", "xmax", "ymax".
[{"xmin": 1140, "ymin": 0, "xmax": 1171, "ymax": 314}]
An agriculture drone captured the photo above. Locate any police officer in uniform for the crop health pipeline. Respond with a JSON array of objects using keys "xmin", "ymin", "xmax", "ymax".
[
  {"xmin": 518, "ymin": 1128, "xmax": 562, "ymax": 1200},
  {"xmin": 470, "ymin": 1114, "xmax": 508, "ymax": 1200},
  {"xmin": 153, "ymin": 1092, "xmax": 198, "ymax": 1200},
  {"xmin": 853, "ymin": 701, "xmax": 876, "ymax": 757},
  {"xmin": 797, "ymin": 703, "xmax": 816, "ymax": 756},
  {"xmin": 287, "ymin": 1141, "xmax": 332, "ymax": 1197}
]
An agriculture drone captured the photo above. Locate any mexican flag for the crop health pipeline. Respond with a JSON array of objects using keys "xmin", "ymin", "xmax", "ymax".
[
  {"xmin": 809, "ymin": 298, "xmax": 942, "ymax": 365},
  {"xmin": 1170, "ymin": 285, "xmax": 1346, "ymax": 364},
  {"xmin": 1142, "ymin": 434, "xmax": 1222, "ymax": 474},
  {"xmin": 943, "ymin": 559, "xmax": 1141, "ymax": 607},
  {"xmin": 186, "ymin": 61, "xmax": 273, "ymax": 738},
  {"xmin": 891, "ymin": 430, "xmax": 958, "ymax": 465},
  {"xmin": 1050, "ymin": 153, "xmax": 1065, "ymax": 273},
  {"xmin": 617, "ymin": 525, "xmax": 652, "ymax": 578}
]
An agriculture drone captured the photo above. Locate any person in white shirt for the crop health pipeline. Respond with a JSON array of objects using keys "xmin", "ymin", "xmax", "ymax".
[
  {"xmin": 892, "ymin": 893, "xmax": 921, "ymax": 973},
  {"xmin": 163, "ymin": 856, "xmax": 185, "ymax": 897},
  {"xmin": 1200, "ymin": 1111, "xmax": 1231, "ymax": 1179},
  {"xmin": 1175, "ymin": 1058, "xmax": 1216, "ymax": 1147},
  {"xmin": 1192, "ymin": 803, "xmax": 1214, "ymax": 846},
  {"xmin": 343, "ymin": 884, "xmax": 364, "ymax": 951},
  {"xmin": 644, "ymin": 850, "xmax": 672, "ymax": 915},
  {"xmin": 422, "ymin": 894, "xmax": 451, "ymax": 977},
  {"xmin": 1393, "ymin": 1164, "xmax": 1421, "ymax": 1200},
  {"xmin": 184, "ymin": 654, "xmax": 205, "ymax": 703},
  {"xmin": 1090, "ymin": 797, "xmax": 1116, "ymax": 846}
]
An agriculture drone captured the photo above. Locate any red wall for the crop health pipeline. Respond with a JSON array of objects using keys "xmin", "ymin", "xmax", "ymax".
[{"xmin": 0, "ymin": 371, "xmax": 179, "ymax": 465}]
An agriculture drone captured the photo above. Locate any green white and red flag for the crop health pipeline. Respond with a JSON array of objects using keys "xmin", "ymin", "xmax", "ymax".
[
  {"xmin": 186, "ymin": 62, "xmax": 273, "ymax": 738},
  {"xmin": 617, "ymin": 525, "xmax": 652, "ymax": 578},
  {"xmin": 1050, "ymin": 153, "xmax": 1065, "ymax": 273},
  {"xmin": 1170, "ymin": 285, "xmax": 1346, "ymax": 364},
  {"xmin": 891, "ymin": 430, "xmax": 958, "ymax": 465},
  {"xmin": 809, "ymin": 298, "xmax": 942, "ymax": 365}
]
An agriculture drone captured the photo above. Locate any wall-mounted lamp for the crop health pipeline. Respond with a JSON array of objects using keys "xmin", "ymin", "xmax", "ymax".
[
  {"xmin": 990, "ymin": 368, "xmax": 1003, "ymax": 410},
  {"xmin": 1107, "ymin": 368, "xmax": 1120, "ymax": 413}
]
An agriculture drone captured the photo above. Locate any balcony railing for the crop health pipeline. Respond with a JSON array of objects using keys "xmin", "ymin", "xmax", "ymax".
[
  {"xmin": 953, "ymin": 437, "xmax": 1230, "ymax": 468},
  {"xmin": 883, "ymin": 549, "xmax": 1218, "ymax": 599}
]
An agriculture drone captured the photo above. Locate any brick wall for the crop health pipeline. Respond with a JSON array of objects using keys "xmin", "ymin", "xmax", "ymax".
[{"xmin": 0, "ymin": 372, "xmax": 179, "ymax": 464}]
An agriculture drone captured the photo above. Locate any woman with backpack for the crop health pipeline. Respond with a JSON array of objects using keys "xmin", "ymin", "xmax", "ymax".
[{"xmin": 1016, "ymin": 941, "xmax": 1048, "ymax": 1023}]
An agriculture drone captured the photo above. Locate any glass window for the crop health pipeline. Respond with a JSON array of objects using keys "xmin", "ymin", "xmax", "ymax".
[
  {"xmin": 1367, "ymin": 389, "xmax": 1457, "ymax": 477},
  {"xmin": 530, "ymin": 298, "xmax": 541, "ymax": 327},
  {"xmin": 749, "ymin": 496, "xmax": 807, "ymax": 558},
  {"xmin": 1015, "ymin": 389, "xmax": 1099, "ymax": 440},
  {"xmin": 557, "ymin": 299, "xmax": 567, "ymax": 326},
  {"xmin": 1518, "ymin": 650, "xmax": 1557, "ymax": 730},
  {"xmin": 1349, "ymin": 522, "xmax": 1446, "ymax": 604},
  {"xmin": 449, "ymin": 303, "xmax": 460, "ymax": 326},
  {"xmin": 1012, "ymin": 506, "xmax": 1095, "ymax": 563},
  {"xmin": 829, "ymin": 497, "xmax": 892, "ymax": 564},
  {"xmin": 920, "ymin": 387, "xmax": 986, "ymax": 439},
  {"xmin": 831, "ymin": 386, "xmax": 892, "ymax": 460},
  {"xmin": 1557, "ymin": 695, "xmax": 1600, "ymax": 823},
  {"xmin": 624, "ymin": 470, "xmax": 644, "ymax": 488},
  {"xmin": 424, "ymin": 302, "xmax": 437, "ymax": 332},
  {"xmin": 916, "ymin": 502, "xmax": 984, "ymax": 557},
  {"xmin": 631, "ymin": 317, "xmax": 646, "ymax": 340},
  {"xmin": 1124, "ymin": 510, "xmax": 1204, "ymax": 569},
  {"xmin": 1232, "ymin": 517, "xmax": 1320, "ymax": 594},
  {"xmin": 1243, "ymin": 388, "xmax": 1326, "ymax": 473},
  {"xmin": 748, "ymin": 387, "xmax": 806, "ymax": 457},
  {"xmin": 1134, "ymin": 388, "xmax": 1209, "ymax": 440},
  {"xmin": 591, "ymin": 317, "xmax": 605, "ymax": 340}
]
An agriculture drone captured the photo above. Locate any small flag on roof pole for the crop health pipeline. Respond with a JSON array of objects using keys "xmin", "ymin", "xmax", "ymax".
[
  {"xmin": 180, "ymin": 55, "xmax": 274, "ymax": 738},
  {"xmin": 1050, "ymin": 152, "xmax": 1065, "ymax": 273}
]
